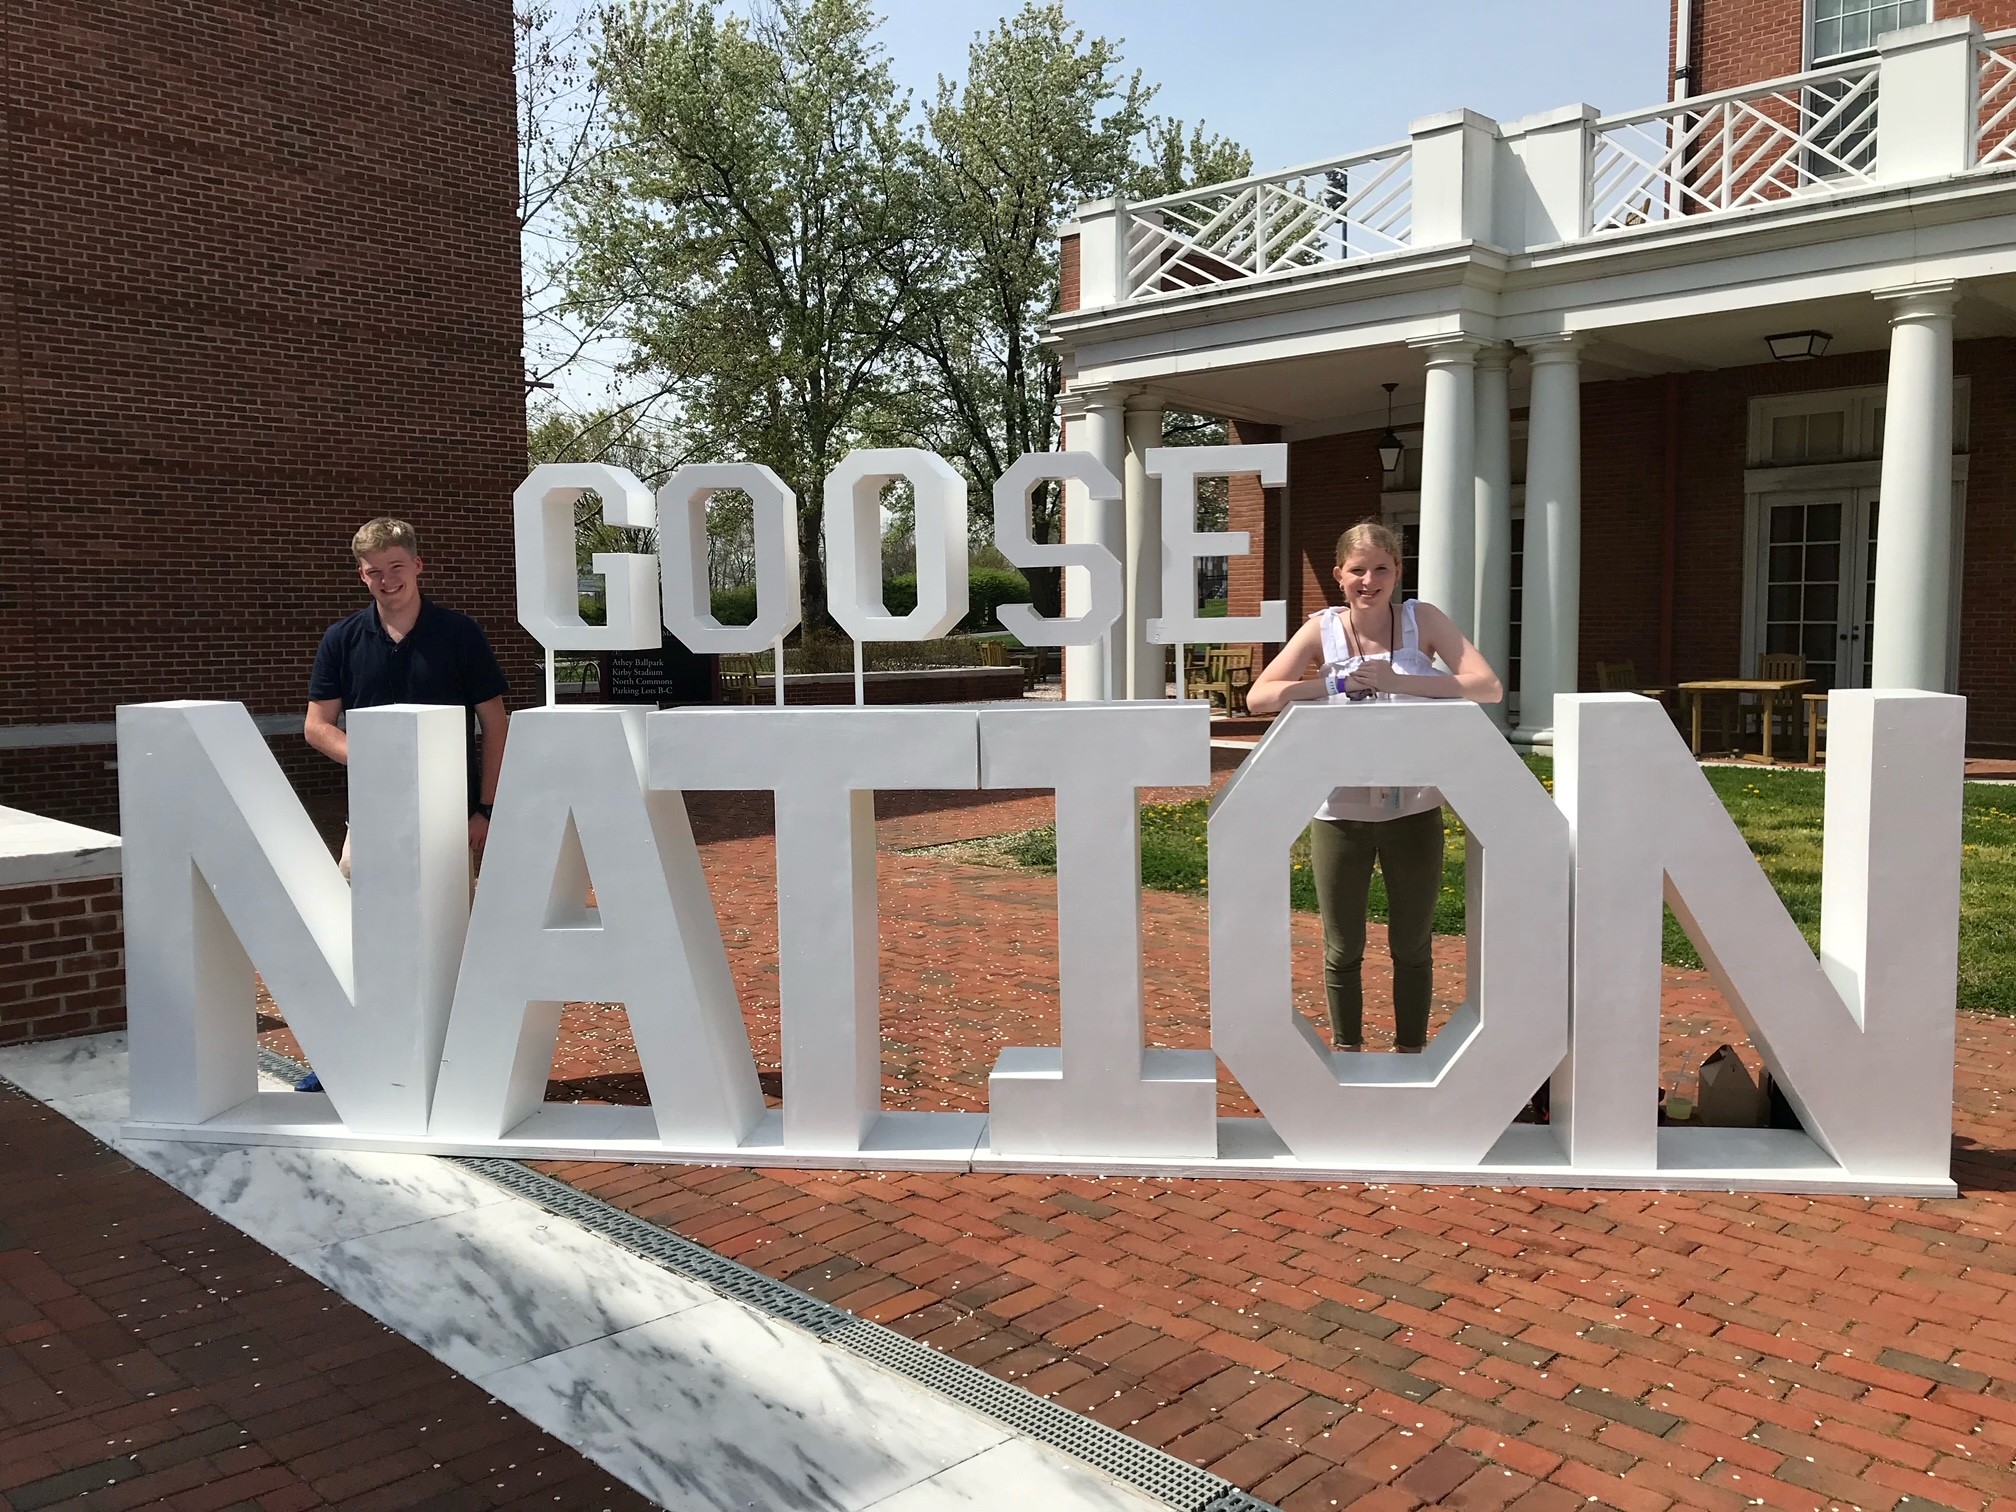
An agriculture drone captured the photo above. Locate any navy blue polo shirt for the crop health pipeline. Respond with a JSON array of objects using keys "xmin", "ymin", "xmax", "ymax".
[{"xmin": 309, "ymin": 599, "xmax": 509, "ymax": 803}]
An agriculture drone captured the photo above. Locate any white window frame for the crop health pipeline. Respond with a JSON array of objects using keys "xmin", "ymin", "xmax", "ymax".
[
  {"xmin": 1804, "ymin": 0, "xmax": 1931, "ymax": 67},
  {"xmin": 1742, "ymin": 382, "xmax": 1967, "ymax": 693}
]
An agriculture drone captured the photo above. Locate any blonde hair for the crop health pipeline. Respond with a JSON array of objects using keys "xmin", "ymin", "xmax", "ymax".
[
  {"xmin": 352, "ymin": 517, "xmax": 419, "ymax": 560},
  {"xmin": 1335, "ymin": 520, "xmax": 1403, "ymax": 569}
]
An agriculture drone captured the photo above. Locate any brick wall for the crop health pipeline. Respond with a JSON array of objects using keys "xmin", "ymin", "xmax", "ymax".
[
  {"xmin": 1059, "ymin": 233, "xmax": 1081, "ymax": 313},
  {"xmin": 0, "ymin": 878, "xmax": 124, "ymax": 1046},
  {"xmin": 1684, "ymin": 0, "xmax": 2016, "ymax": 94},
  {"xmin": 0, "ymin": 1, "xmax": 529, "ymax": 830}
]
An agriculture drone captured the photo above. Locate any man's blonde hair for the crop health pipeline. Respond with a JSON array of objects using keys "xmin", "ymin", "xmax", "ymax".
[
  {"xmin": 352, "ymin": 517, "xmax": 420, "ymax": 560},
  {"xmin": 1335, "ymin": 519, "xmax": 1404, "ymax": 569}
]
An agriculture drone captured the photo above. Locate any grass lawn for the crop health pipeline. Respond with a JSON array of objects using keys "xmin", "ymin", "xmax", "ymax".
[{"xmin": 995, "ymin": 756, "xmax": 2016, "ymax": 1014}]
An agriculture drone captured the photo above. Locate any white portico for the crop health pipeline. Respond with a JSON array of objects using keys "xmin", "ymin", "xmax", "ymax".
[{"xmin": 1052, "ymin": 16, "xmax": 2016, "ymax": 744}]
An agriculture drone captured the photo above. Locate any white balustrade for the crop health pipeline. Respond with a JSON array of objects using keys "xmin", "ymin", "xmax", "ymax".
[
  {"xmin": 1121, "ymin": 144, "xmax": 1412, "ymax": 299},
  {"xmin": 1589, "ymin": 61, "xmax": 1879, "ymax": 233},
  {"xmin": 1072, "ymin": 20, "xmax": 2016, "ymax": 309},
  {"xmin": 1978, "ymin": 30, "xmax": 2016, "ymax": 166}
]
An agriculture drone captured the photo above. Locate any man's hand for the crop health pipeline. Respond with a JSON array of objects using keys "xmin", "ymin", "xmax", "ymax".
[{"xmin": 468, "ymin": 812, "xmax": 490, "ymax": 860}]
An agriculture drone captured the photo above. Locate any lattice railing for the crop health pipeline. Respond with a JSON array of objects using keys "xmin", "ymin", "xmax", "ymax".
[
  {"xmin": 1122, "ymin": 144, "xmax": 1412, "ymax": 298},
  {"xmin": 1978, "ymin": 32, "xmax": 2016, "ymax": 166},
  {"xmin": 1589, "ymin": 61, "xmax": 1880, "ymax": 234}
]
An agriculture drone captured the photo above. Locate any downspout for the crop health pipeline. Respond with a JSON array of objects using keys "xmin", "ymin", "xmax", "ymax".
[
  {"xmin": 1673, "ymin": 0, "xmax": 1694, "ymax": 100},
  {"xmin": 1659, "ymin": 374, "xmax": 1680, "ymax": 685}
]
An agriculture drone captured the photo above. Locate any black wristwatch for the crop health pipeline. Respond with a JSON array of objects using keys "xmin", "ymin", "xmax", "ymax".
[{"xmin": 471, "ymin": 801, "xmax": 494, "ymax": 820}]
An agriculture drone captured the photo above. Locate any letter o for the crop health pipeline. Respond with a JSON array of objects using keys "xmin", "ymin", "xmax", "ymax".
[
  {"xmin": 823, "ymin": 449, "xmax": 968, "ymax": 641},
  {"xmin": 657, "ymin": 464, "xmax": 802, "ymax": 653}
]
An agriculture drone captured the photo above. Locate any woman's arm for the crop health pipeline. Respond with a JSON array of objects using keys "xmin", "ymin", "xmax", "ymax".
[
  {"xmin": 1356, "ymin": 601, "xmax": 1501, "ymax": 703},
  {"xmin": 1245, "ymin": 618, "xmax": 1331, "ymax": 715}
]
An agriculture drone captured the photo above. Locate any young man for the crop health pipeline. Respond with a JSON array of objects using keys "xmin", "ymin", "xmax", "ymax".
[
  {"xmin": 297, "ymin": 519, "xmax": 510, "ymax": 1090},
  {"xmin": 307, "ymin": 515, "xmax": 511, "ymax": 865}
]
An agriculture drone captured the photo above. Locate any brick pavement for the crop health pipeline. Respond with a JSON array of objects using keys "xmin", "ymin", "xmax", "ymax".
[
  {"xmin": 0, "ymin": 1084, "xmax": 654, "ymax": 1512},
  {"xmin": 253, "ymin": 781, "xmax": 2016, "ymax": 1512}
]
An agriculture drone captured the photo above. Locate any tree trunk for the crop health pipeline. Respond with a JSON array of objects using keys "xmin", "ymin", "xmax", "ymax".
[{"xmin": 797, "ymin": 495, "xmax": 834, "ymax": 636}]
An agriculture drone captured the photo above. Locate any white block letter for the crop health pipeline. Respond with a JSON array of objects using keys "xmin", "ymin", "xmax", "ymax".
[
  {"xmin": 346, "ymin": 705, "xmax": 470, "ymax": 1134},
  {"xmin": 658, "ymin": 463, "xmax": 801, "ymax": 653},
  {"xmin": 117, "ymin": 703, "xmax": 348, "ymax": 1128},
  {"xmin": 1146, "ymin": 444, "xmax": 1288, "ymax": 645},
  {"xmin": 515, "ymin": 463, "xmax": 660, "ymax": 651},
  {"xmin": 1208, "ymin": 701, "xmax": 1568, "ymax": 1166},
  {"xmin": 431, "ymin": 706, "xmax": 763, "ymax": 1147},
  {"xmin": 824, "ymin": 449, "xmax": 969, "ymax": 641},
  {"xmin": 1555, "ymin": 691, "xmax": 1962, "ymax": 1182},
  {"xmin": 991, "ymin": 452, "xmax": 1123, "ymax": 647},
  {"xmin": 649, "ymin": 707, "xmax": 978, "ymax": 1153},
  {"xmin": 979, "ymin": 703, "xmax": 1217, "ymax": 1158}
]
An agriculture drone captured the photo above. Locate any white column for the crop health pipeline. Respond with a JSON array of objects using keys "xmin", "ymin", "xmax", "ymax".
[
  {"xmin": 1472, "ymin": 344, "xmax": 1514, "ymax": 732},
  {"xmin": 1872, "ymin": 282, "xmax": 1958, "ymax": 692},
  {"xmin": 1411, "ymin": 335, "xmax": 1480, "ymax": 635},
  {"xmin": 1064, "ymin": 386, "xmax": 1127, "ymax": 702},
  {"xmin": 1124, "ymin": 398, "xmax": 1166, "ymax": 699},
  {"xmin": 1517, "ymin": 335, "xmax": 1583, "ymax": 743}
]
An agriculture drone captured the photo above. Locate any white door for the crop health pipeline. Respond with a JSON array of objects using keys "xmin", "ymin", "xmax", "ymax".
[{"xmin": 1758, "ymin": 488, "xmax": 1877, "ymax": 691}]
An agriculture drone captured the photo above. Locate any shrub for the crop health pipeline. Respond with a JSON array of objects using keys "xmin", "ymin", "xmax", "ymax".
[
  {"xmin": 710, "ymin": 565, "xmax": 1032, "ymax": 635},
  {"xmin": 711, "ymin": 585, "xmax": 759, "ymax": 625}
]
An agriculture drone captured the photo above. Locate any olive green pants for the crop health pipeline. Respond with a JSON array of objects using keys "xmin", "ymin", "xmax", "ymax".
[{"xmin": 1308, "ymin": 806, "xmax": 1445, "ymax": 1050}]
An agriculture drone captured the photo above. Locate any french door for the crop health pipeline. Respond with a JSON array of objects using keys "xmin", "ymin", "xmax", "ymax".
[{"xmin": 1759, "ymin": 488, "xmax": 1877, "ymax": 692}]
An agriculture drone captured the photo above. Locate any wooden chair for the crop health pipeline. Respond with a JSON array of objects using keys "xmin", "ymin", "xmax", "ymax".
[
  {"xmin": 980, "ymin": 640, "xmax": 1009, "ymax": 667},
  {"xmin": 1595, "ymin": 658, "xmax": 1672, "ymax": 704},
  {"xmin": 1197, "ymin": 647, "xmax": 1253, "ymax": 715},
  {"xmin": 719, "ymin": 653, "xmax": 759, "ymax": 705},
  {"xmin": 1804, "ymin": 692, "xmax": 1829, "ymax": 765},
  {"xmin": 1755, "ymin": 652, "xmax": 1808, "ymax": 752}
]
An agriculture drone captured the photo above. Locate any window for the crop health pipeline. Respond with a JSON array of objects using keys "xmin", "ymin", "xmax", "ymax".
[{"xmin": 1810, "ymin": 0, "xmax": 1927, "ymax": 63}]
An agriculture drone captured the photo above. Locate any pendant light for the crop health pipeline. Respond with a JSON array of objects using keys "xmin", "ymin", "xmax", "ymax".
[{"xmin": 1377, "ymin": 382, "xmax": 1403, "ymax": 475}]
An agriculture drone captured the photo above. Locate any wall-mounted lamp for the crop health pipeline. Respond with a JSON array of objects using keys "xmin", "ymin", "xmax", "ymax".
[
  {"xmin": 1765, "ymin": 330, "xmax": 1832, "ymax": 362},
  {"xmin": 1377, "ymin": 382, "xmax": 1403, "ymax": 474}
]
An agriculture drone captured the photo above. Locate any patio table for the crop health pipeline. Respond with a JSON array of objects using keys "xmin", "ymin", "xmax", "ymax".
[{"xmin": 1677, "ymin": 678, "xmax": 1815, "ymax": 763}]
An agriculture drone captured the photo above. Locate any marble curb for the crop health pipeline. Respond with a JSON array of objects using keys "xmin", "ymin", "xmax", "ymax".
[{"xmin": 0, "ymin": 1033, "xmax": 1185, "ymax": 1512}]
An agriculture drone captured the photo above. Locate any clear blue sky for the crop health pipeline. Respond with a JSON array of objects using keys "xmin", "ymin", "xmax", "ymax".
[{"xmin": 873, "ymin": 0, "xmax": 1671, "ymax": 174}]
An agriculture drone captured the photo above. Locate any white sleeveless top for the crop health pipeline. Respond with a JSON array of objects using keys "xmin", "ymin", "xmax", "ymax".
[{"xmin": 1312, "ymin": 598, "xmax": 1445, "ymax": 824}]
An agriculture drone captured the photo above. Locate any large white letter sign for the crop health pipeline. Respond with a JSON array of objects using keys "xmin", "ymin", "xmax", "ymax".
[
  {"xmin": 344, "ymin": 705, "xmax": 471, "ymax": 1135},
  {"xmin": 977, "ymin": 703, "xmax": 1216, "ymax": 1161},
  {"xmin": 1145, "ymin": 444, "xmax": 1288, "ymax": 646},
  {"xmin": 1208, "ymin": 701, "xmax": 1568, "ymax": 1169},
  {"xmin": 649, "ymin": 706, "xmax": 984, "ymax": 1163},
  {"xmin": 1554, "ymin": 692, "xmax": 1962, "ymax": 1188},
  {"xmin": 657, "ymin": 463, "xmax": 801, "ymax": 653},
  {"xmin": 825, "ymin": 449, "xmax": 969, "ymax": 640},
  {"xmin": 515, "ymin": 462, "xmax": 661, "ymax": 651},
  {"xmin": 990, "ymin": 452, "xmax": 1123, "ymax": 647},
  {"xmin": 431, "ymin": 706, "xmax": 763, "ymax": 1152},
  {"xmin": 117, "ymin": 701, "xmax": 467, "ymax": 1138}
]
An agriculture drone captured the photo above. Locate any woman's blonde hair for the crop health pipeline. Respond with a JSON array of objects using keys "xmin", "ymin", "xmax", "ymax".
[{"xmin": 1335, "ymin": 519, "xmax": 1404, "ymax": 569}]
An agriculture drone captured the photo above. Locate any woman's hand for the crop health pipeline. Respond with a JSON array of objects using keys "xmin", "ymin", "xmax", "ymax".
[{"xmin": 1346, "ymin": 659, "xmax": 1404, "ymax": 695}]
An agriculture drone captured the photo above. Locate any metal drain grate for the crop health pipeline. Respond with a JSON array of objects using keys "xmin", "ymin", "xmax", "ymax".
[
  {"xmin": 252, "ymin": 1045, "xmax": 1276, "ymax": 1511},
  {"xmin": 454, "ymin": 1156, "xmax": 1259, "ymax": 1512}
]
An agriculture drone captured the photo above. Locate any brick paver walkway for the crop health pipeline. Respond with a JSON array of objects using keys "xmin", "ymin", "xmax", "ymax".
[
  {"xmin": 250, "ymin": 781, "xmax": 2016, "ymax": 1512},
  {"xmin": 0, "ymin": 1084, "xmax": 654, "ymax": 1512}
]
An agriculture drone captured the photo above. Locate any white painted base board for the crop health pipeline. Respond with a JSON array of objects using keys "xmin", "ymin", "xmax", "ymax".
[{"xmin": 118, "ymin": 1104, "xmax": 1957, "ymax": 1196}]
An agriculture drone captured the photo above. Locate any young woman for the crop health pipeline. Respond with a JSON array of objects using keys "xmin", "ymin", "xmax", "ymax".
[{"xmin": 1246, "ymin": 522, "xmax": 1503, "ymax": 1053}]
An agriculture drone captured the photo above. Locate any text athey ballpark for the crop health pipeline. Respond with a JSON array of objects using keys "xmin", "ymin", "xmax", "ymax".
[{"xmin": 115, "ymin": 445, "xmax": 1965, "ymax": 1195}]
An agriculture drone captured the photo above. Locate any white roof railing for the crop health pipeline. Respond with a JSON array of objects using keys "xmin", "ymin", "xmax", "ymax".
[{"xmin": 1067, "ymin": 17, "xmax": 2016, "ymax": 312}]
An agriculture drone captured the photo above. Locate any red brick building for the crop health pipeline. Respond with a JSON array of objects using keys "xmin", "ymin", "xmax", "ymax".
[
  {"xmin": 1054, "ymin": 0, "xmax": 2016, "ymax": 756},
  {"xmin": 0, "ymin": 2, "xmax": 531, "ymax": 828}
]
